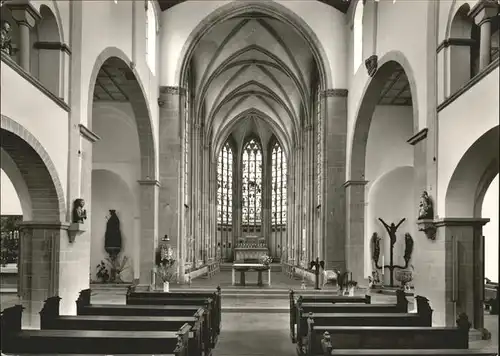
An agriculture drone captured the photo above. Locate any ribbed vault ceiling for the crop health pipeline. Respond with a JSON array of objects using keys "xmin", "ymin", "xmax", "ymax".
[{"xmin": 191, "ymin": 15, "xmax": 321, "ymax": 156}]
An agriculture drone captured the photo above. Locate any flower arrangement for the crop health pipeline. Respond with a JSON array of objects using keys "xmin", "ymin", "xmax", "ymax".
[
  {"xmin": 155, "ymin": 245, "xmax": 177, "ymax": 282},
  {"xmin": 260, "ymin": 254, "xmax": 273, "ymax": 266},
  {"xmin": 346, "ymin": 280, "xmax": 358, "ymax": 289}
]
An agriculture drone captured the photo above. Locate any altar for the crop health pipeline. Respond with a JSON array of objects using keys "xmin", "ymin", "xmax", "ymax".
[
  {"xmin": 232, "ymin": 263, "xmax": 271, "ymax": 286},
  {"xmin": 234, "ymin": 235, "xmax": 269, "ymax": 262}
]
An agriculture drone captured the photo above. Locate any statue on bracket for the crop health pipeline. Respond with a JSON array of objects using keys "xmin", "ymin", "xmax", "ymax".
[
  {"xmin": 72, "ymin": 199, "xmax": 87, "ymax": 224},
  {"xmin": 1, "ymin": 20, "xmax": 13, "ymax": 56},
  {"xmin": 418, "ymin": 191, "xmax": 433, "ymax": 220},
  {"xmin": 365, "ymin": 55, "xmax": 378, "ymax": 77}
]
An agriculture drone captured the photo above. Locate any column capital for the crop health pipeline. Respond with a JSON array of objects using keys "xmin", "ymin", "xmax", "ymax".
[
  {"xmin": 342, "ymin": 180, "xmax": 368, "ymax": 188},
  {"xmin": 6, "ymin": 2, "xmax": 41, "ymax": 28},
  {"xmin": 471, "ymin": 0, "xmax": 499, "ymax": 26},
  {"xmin": 159, "ymin": 86, "xmax": 187, "ymax": 97},
  {"xmin": 137, "ymin": 179, "xmax": 161, "ymax": 187},
  {"xmin": 320, "ymin": 89, "xmax": 348, "ymax": 98},
  {"xmin": 78, "ymin": 124, "xmax": 101, "ymax": 143},
  {"xmin": 434, "ymin": 217, "xmax": 490, "ymax": 227}
]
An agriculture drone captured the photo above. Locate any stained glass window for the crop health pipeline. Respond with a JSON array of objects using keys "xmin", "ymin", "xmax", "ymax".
[
  {"xmin": 242, "ymin": 138, "xmax": 262, "ymax": 226},
  {"xmin": 271, "ymin": 141, "xmax": 287, "ymax": 226},
  {"xmin": 184, "ymin": 85, "xmax": 190, "ymax": 204},
  {"xmin": 217, "ymin": 143, "xmax": 233, "ymax": 225},
  {"xmin": 317, "ymin": 86, "xmax": 323, "ymax": 205}
]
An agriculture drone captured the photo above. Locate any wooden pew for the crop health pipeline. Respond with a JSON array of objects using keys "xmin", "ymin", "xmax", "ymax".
[
  {"xmin": 39, "ymin": 296, "xmax": 210, "ymax": 356},
  {"xmin": 1, "ymin": 305, "xmax": 191, "ymax": 355},
  {"xmin": 295, "ymin": 296, "xmax": 432, "ymax": 349},
  {"xmin": 303, "ymin": 313, "xmax": 474, "ymax": 356},
  {"xmin": 76, "ymin": 289, "xmax": 201, "ymax": 317},
  {"xmin": 126, "ymin": 285, "xmax": 222, "ymax": 337},
  {"xmin": 289, "ymin": 290, "xmax": 371, "ymax": 342},
  {"xmin": 290, "ymin": 289, "xmax": 407, "ymax": 342}
]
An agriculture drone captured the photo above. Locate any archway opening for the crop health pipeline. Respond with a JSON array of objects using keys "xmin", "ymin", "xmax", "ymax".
[
  {"xmin": 178, "ymin": 7, "xmax": 325, "ymax": 269},
  {"xmin": 0, "ymin": 121, "xmax": 67, "ymax": 326},
  {"xmin": 350, "ymin": 58, "xmax": 417, "ymax": 285},
  {"xmin": 444, "ymin": 125, "xmax": 499, "ymax": 328},
  {"xmin": 89, "ymin": 54, "xmax": 155, "ymax": 285}
]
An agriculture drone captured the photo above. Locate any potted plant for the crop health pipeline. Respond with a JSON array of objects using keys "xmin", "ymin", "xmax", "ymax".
[
  {"xmin": 395, "ymin": 268, "xmax": 413, "ymax": 292},
  {"xmin": 260, "ymin": 254, "xmax": 272, "ymax": 268},
  {"xmin": 96, "ymin": 260, "xmax": 110, "ymax": 283},
  {"xmin": 346, "ymin": 280, "xmax": 358, "ymax": 296},
  {"xmin": 155, "ymin": 245, "xmax": 177, "ymax": 292}
]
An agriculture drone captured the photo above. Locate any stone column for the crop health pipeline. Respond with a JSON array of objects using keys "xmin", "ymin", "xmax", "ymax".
[
  {"xmin": 322, "ymin": 89, "xmax": 348, "ymax": 271},
  {"xmin": 472, "ymin": 1, "xmax": 498, "ymax": 71},
  {"xmin": 344, "ymin": 180, "xmax": 368, "ymax": 282},
  {"xmin": 17, "ymin": 221, "xmax": 66, "ymax": 327},
  {"xmin": 426, "ymin": 218, "xmax": 489, "ymax": 328},
  {"xmin": 137, "ymin": 179, "xmax": 159, "ymax": 285},
  {"xmin": 8, "ymin": 3, "xmax": 40, "ymax": 72},
  {"xmin": 158, "ymin": 86, "xmax": 185, "ymax": 282}
]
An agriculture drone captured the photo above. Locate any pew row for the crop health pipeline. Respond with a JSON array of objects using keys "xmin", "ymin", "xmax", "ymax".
[
  {"xmin": 290, "ymin": 289, "xmax": 408, "ymax": 342},
  {"xmin": 126, "ymin": 285, "xmax": 221, "ymax": 336},
  {"xmin": 301, "ymin": 313, "xmax": 474, "ymax": 356},
  {"xmin": 295, "ymin": 296, "xmax": 433, "ymax": 349},
  {"xmin": 39, "ymin": 296, "xmax": 210, "ymax": 356},
  {"xmin": 77, "ymin": 289, "xmax": 201, "ymax": 317},
  {"xmin": 289, "ymin": 290, "xmax": 371, "ymax": 342},
  {"xmin": 1, "ymin": 305, "xmax": 193, "ymax": 356}
]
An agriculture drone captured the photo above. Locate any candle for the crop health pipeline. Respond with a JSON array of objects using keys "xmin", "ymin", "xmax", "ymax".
[{"xmin": 381, "ymin": 256, "xmax": 385, "ymax": 272}]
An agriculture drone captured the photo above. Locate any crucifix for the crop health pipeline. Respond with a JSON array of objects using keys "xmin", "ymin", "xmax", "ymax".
[{"xmin": 378, "ymin": 218, "xmax": 405, "ymax": 287}]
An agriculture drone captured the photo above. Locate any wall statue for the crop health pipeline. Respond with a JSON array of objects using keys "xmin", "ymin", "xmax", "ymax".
[
  {"xmin": 72, "ymin": 199, "xmax": 87, "ymax": 224},
  {"xmin": 403, "ymin": 233, "xmax": 414, "ymax": 266},
  {"xmin": 105, "ymin": 210, "xmax": 122, "ymax": 259},
  {"xmin": 418, "ymin": 191, "xmax": 434, "ymax": 219},
  {"xmin": 1, "ymin": 20, "xmax": 13, "ymax": 56},
  {"xmin": 370, "ymin": 232, "xmax": 381, "ymax": 266}
]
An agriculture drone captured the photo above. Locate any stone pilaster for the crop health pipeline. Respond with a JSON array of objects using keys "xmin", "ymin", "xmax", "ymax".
[
  {"xmin": 423, "ymin": 218, "xmax": 490, "ymax": 327},
  {"xmin": 344, "ymin": 180, "xmax": 368, "ymax": 282},
  {"xmin": 158, "ymin": 86, "xmax": 185, "ymax": 282},
  {"xmin": 137, "ymin": 179, "xmax": 159, "ymax": 285},
  {"xmin": 471, "ymin": 1, "xmax": 499, "ymax": 70},
  {"xmin": 17, "ymin": 221, "xmax": 68, "ymax": 327},
  {"xmin": 322, "ymin": 89, "xmax": 348, "ymax": 271},
  {"xmin": 7, "ymin": 2, "xmax": 40, "ymax": 72}
]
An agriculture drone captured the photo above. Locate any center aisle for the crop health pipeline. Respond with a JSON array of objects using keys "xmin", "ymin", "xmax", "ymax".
[{"xmin": 212, "ymin": 313, "xmax": 296, "ymax": 356}]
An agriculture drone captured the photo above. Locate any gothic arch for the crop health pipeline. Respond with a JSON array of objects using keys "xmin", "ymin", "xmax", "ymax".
[{"xmin": 174, "ymin": 1, "xmax": 333, "ymax": 91}]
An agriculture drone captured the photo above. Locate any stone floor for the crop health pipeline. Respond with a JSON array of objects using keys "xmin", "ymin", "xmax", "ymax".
[{"xmin": 1, "ymin": 271, "xmax": 498, "ymax": 356}]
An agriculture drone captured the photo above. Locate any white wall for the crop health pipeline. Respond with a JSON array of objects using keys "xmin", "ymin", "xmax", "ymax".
[
  {"xmin": 347, "ymin": 1, "xmax": 431, "ymax": 179},
  {"xmin": 483, "ymin": 175, "xmax": 499, "ymax": 283},
  {"xmin": 159, "ymin": 0, "xmax": 346, "ymax": 88},
  {"xmin": 0, "ymin": 170, "xmax": 22, "ymax": 216},
  {"xmin": 365, "ymin": 166, "xmax": 415, "ymax": 283},
  {"xmin": 75, "ymin": 0, "xmax": 159, "ymax": 176},
  {"xmin": 0, "ymin": 65, "xmax": 69, "ymax": 206},
  {"xmin": 91, "ymin": 102, "xmax": 141, "ymax": 281},
  {"xmin": 365, "ymin": 105, "xmax": 414, "ymax": 183},
  {"xmin": 437, "ymin": 67, "xmax": 499, "ymax": 217},
  {"xmin": 91, "ymin": 169, "xmax": 135, "ymax": 283}
]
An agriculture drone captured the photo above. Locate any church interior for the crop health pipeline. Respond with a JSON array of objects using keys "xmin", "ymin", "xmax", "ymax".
[{"xmin": 0, "ymin": 0, "xmax": 499, "ymax": 355}]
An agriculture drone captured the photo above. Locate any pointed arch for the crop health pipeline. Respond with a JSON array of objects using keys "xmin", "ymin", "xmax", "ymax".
[
  {"xmin": 217, "ymin": 139, "xmax": 235, "ymax": 226},
  {"xmin": 270, "ymin": 137, "xmax": 287, "ymax": 227}
]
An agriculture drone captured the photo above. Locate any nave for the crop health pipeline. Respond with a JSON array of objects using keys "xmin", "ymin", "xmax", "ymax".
[{"xmin": 1, "ymin": 269, "xmax": 498, "ymax": 356}]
